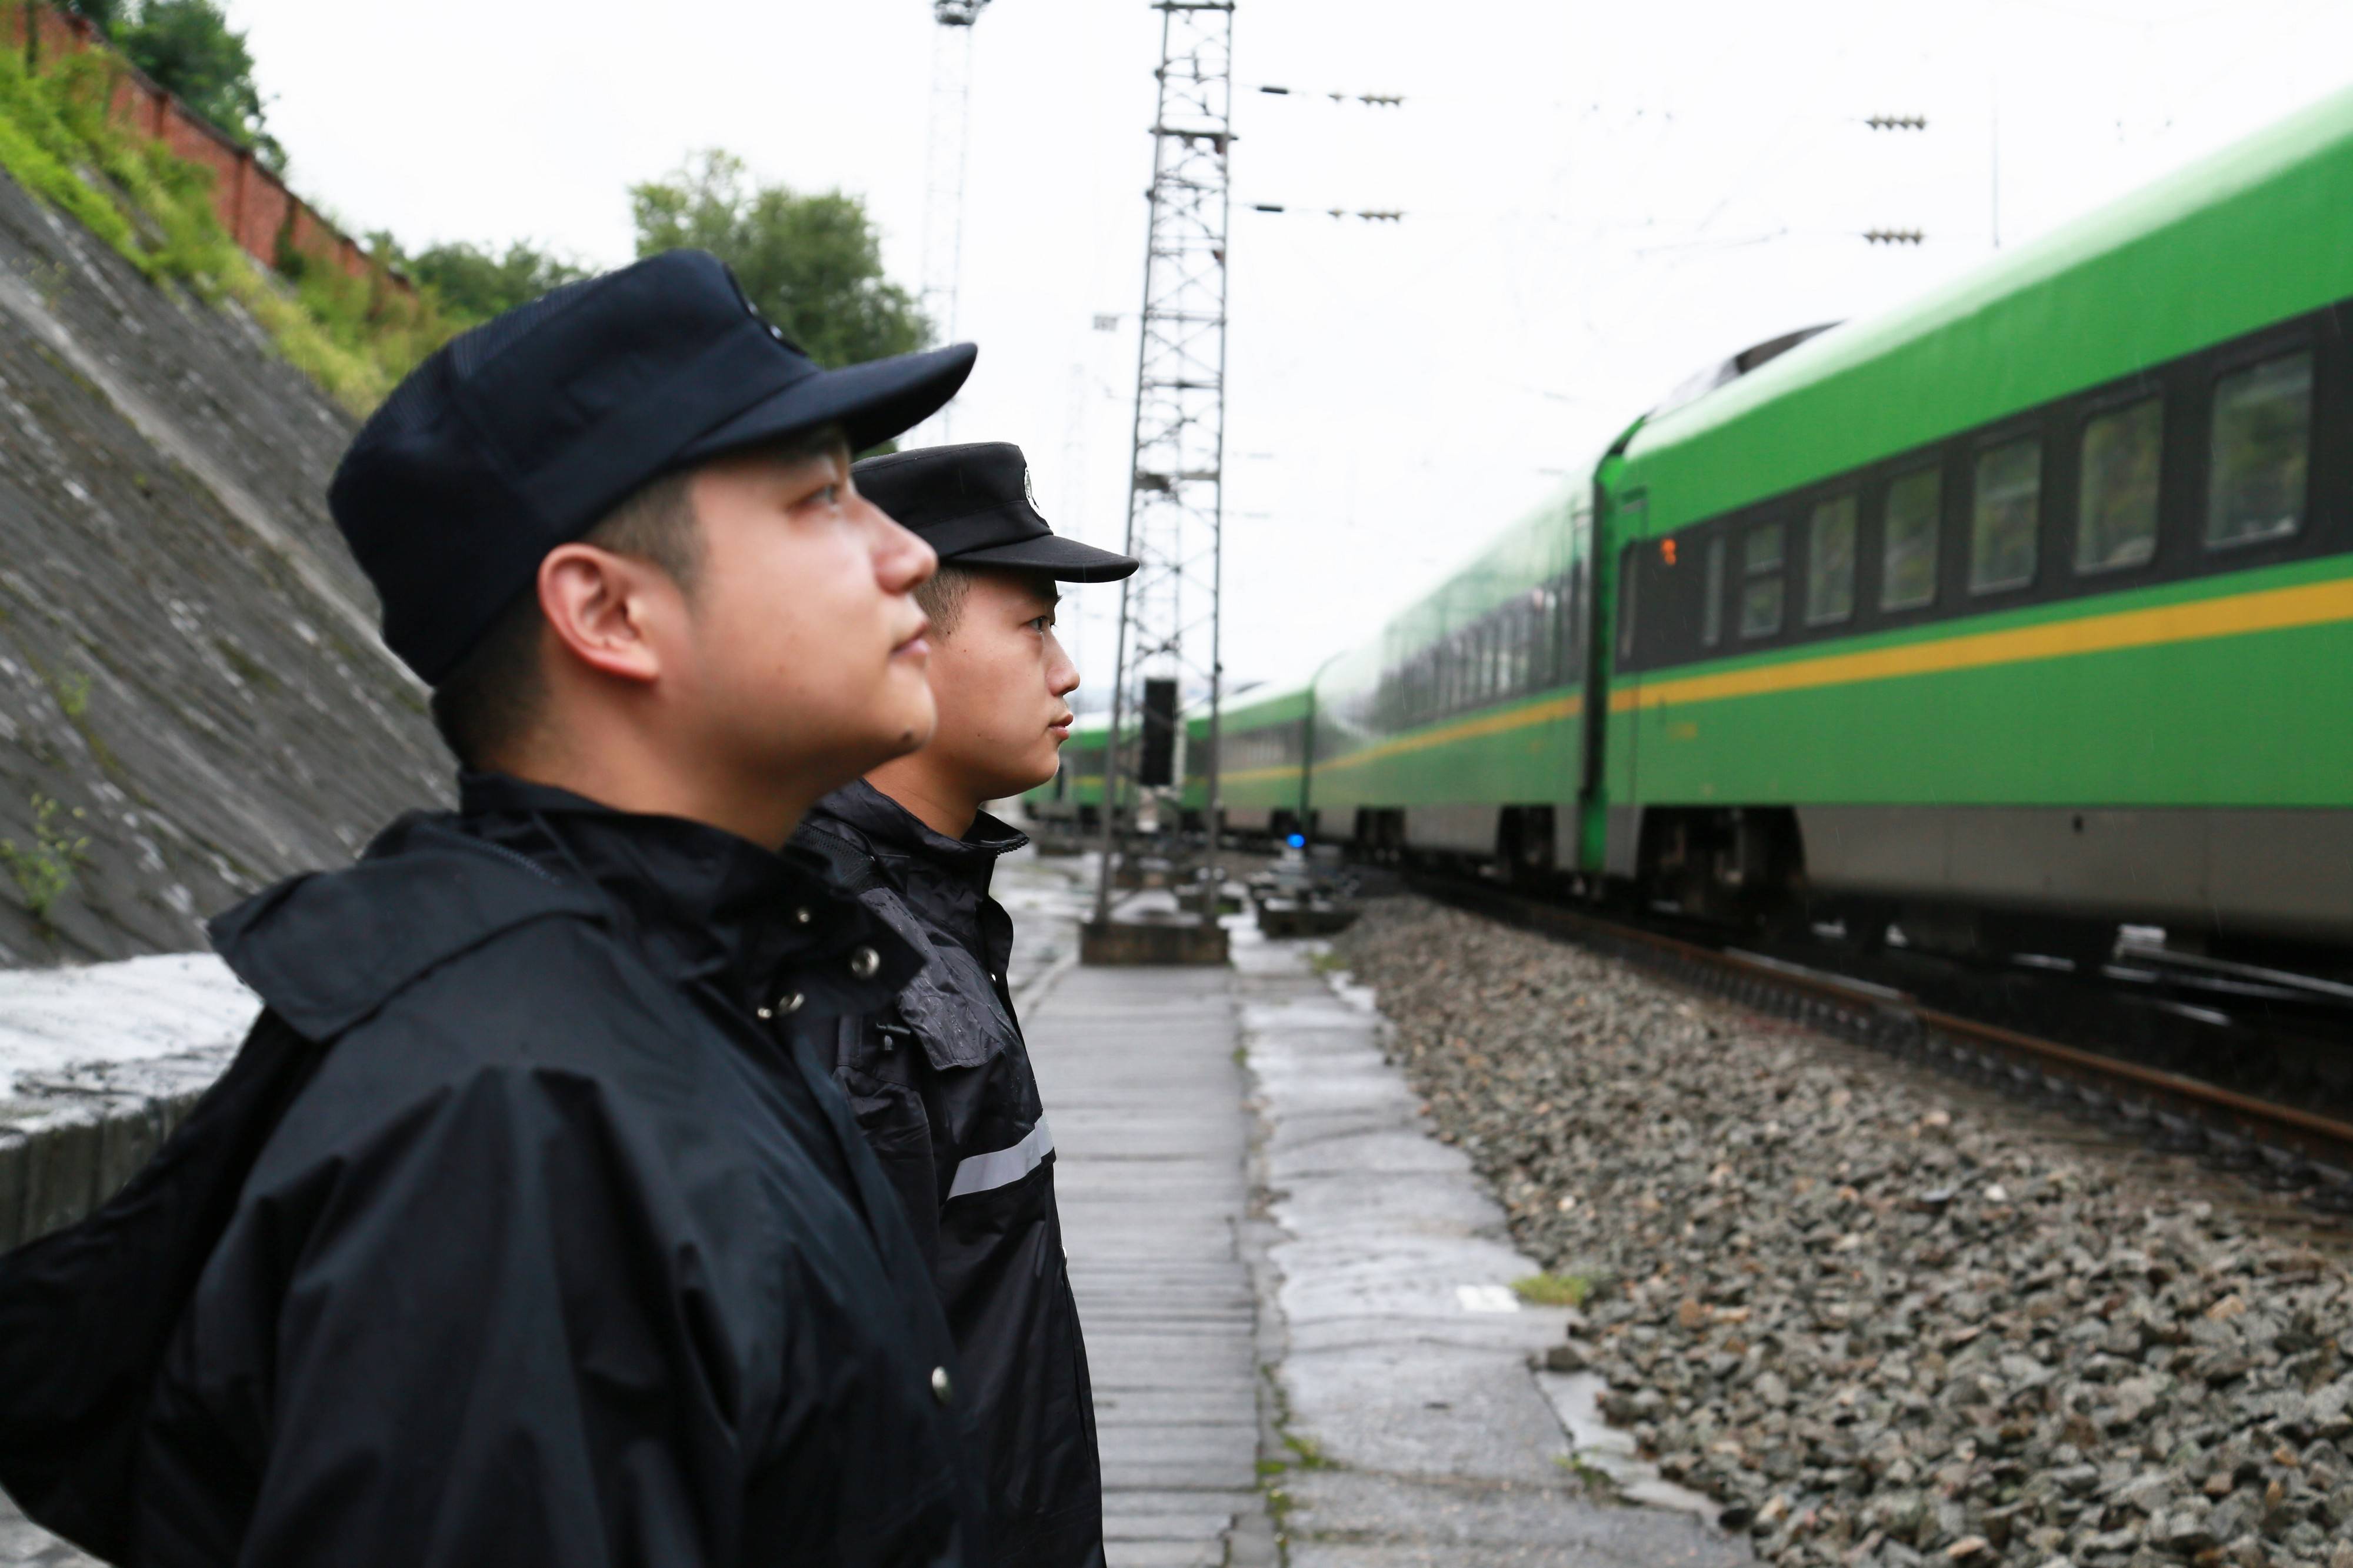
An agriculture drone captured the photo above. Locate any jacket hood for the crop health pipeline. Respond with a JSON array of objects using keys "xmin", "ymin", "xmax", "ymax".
[
  {"xmin": 207, "ymin": 809, "xmax": 606, "ymax": 1042},
  {"xmin": 212, "ymin": 774, "xmax": 919, "ymax": 1042}
]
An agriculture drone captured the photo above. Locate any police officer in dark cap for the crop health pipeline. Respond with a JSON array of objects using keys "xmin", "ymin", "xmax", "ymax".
[
  {"xmin": 793, "ymin": 442, "xmax": 1134, "ymax": 1568},
  {"xmin": 0, "ymin": 251, "xmax": 995, "ymax": 1566}
]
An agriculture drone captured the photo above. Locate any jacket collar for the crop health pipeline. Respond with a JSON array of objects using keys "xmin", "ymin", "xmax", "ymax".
[
  {"xmin": 801, "ymin": 778, "xmax": 1027, "ymax": 892},
  {"xmin": 210, "ymin": 772, "xmax": 919, "ymax": 1040}
]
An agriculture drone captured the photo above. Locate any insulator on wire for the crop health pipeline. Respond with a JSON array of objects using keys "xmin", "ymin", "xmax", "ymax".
[
  {"xmin": 1864, "ymin": 228, "xmax": 1925, "ymax": 245},
  {"xmin": 1251, "ymin": 85, "xmax": 1402, "ymax": 106},
  {"xmin": 1865, "ymin": 114, "xmax": 1928, "ymax": 131}
]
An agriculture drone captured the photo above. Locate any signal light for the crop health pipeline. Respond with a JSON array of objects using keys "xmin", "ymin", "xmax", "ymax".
[{"xmin": 1660, "ymin": 538, "xmax": 1678, "ymax": 566}]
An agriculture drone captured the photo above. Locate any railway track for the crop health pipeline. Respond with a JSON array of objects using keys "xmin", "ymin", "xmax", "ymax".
[{"xmin": 1405, "ymin": 873, "xmax": 2353, "ymax": 1216}]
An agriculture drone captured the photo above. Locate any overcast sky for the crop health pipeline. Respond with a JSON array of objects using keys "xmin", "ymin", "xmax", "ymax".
[{"xmin": 236, "ymin": 0, "xmax": 2353, "ymax": 702}]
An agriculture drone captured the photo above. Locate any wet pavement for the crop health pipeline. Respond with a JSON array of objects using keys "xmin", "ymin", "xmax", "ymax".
[{"xmin": 1237, "ymin": 930, "xmax": 1745, "ymax": 1567}]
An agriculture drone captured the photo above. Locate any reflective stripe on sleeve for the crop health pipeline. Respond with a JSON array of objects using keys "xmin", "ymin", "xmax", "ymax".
[{"xmin": 946, "ymin": 1118, "xmax": 1055, "ymax": 1200}]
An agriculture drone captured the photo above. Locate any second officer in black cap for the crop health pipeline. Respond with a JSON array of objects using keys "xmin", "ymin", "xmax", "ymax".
[{"xmin": 794, "ymin": 442, "xmax": 1134, "ymax": 1568}]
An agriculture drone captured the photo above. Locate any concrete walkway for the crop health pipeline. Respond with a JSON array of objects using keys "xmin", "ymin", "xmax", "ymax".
[{"xmin": 1027, "ymin": 962, "xmax": 1272, "ymax": 1568}]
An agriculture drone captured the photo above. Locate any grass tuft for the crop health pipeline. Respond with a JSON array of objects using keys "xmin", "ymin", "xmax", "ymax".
[{"xmin": 1511, "ymin": 1272, "xmax": 1592, "ymax": 1308}]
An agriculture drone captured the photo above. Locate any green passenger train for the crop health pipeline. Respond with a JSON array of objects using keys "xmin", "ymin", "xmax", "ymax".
[{"xmin": 1025, "ymin": 85, "xmax": 2353, "ymax": 958}]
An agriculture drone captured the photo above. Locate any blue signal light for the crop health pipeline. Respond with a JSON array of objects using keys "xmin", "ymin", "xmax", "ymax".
[{"xmin": 1287, "ymin": 833, "xmax": 1307, "ymax": 848}]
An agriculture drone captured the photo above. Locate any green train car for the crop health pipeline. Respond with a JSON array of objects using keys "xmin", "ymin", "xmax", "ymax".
[
  {"xmin": 1210, "ymin": 685, "xmax": 1314, "ymax": 836},
  {"xmin": 1144, "ymin": 84, "xmax": 2353, "ymax": 960},
  {"xmin": 1598, "ymin": 84, "xmax": 2353, "ymax": 955}
]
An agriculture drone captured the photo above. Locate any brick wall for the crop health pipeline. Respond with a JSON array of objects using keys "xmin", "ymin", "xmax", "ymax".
[{"xmin": 4, "ymin": 0, "xmax": 411, "ymax": 301}]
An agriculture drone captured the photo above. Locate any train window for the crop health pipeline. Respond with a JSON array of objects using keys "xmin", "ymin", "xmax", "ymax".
[
  {"xmin": 1739, "ymin": 523, "xmax": 1785, "ymax": 638},
  {"xmin": 2207, "ymin": 351, "xmax": 2311, "ymax": 549},
  {"xmin": 1805, "ymin": 495, "xmax": 1857, "ymax": 625},
  {"xmin": 1701, "ymin": 536, "xmax": 1725, "ymax": 648},
  {"xmin": 1969, "ymin": 437, "xmax": 2041, "ymax": 594},
  {"xmin": 1880, "ymin": 466, "xmax": 1940, "ymax": 610},
  {"xmin": 2075, "ymin": 396, "xmax": 2162, "ymax": 575}
]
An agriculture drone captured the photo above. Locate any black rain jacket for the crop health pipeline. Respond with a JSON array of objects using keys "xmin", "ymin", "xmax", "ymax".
[
  {"xmin": 794, "ymin": 782, "xmax": 1102, "ymax": 1568},
  {"xmin": 0, "ymin": 773, "xmax": 990, "ymax": 1568}
]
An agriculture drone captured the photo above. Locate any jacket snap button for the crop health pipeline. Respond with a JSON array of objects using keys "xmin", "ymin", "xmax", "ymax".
[
  {"xmin": 778, "ymin": 991, "xmax": 805, "ymax": 1016},
  {"xmin": 792, "ymin": 906, "xmax": 813, "ymax": 925},
  {"xmin": 848, "ymin": 946, "xmax": 880, "ymax": 979},
  {"xmin": 931, "ymin": 1365, "xmax": 953, "ymax": 1405}
]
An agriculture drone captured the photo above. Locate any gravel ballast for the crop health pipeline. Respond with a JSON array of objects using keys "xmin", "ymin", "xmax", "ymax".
[{"xmin": 1330, "ymin": 896, "xmax": 2353, "ymax": 1568}]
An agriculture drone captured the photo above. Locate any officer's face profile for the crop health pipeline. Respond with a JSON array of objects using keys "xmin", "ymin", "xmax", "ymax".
[
  {"xmin": 670, "ymin": 437, "xmax": 942, "ymax": 785},
  {"xmin": 920, "ymin": 568, "xmax": 1079, "ymax": 800}
]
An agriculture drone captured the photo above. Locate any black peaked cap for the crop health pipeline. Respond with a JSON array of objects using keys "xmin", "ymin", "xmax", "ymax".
[
  {"xmin": 329, "ymin": 249, "xmax": 978, "ymax": 686},
  {"xmin": 853, "ymin": 443, "xmax": 1137, "ymax": 583}
]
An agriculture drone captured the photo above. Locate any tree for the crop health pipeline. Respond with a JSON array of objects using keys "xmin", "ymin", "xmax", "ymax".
[
  {"xmin": 112, "ymin": 1, "xmax": 284, "ymax": 172},
  {"xmin": 405, "ymin": 241, "xmax": 589, "ymax": 328},
  {"xmin": 59, "ymin": 0, "xmax": 125, "ymax": 25},
  {"xmin": 631, "ymin": 151, "xmax": 931, "ymax": 369}
]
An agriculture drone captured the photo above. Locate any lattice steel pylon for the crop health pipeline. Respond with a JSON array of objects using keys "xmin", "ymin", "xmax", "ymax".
[
  {"xmin": 1094, "ymin": 0, "xmax": 1235, "ymax": 922},
  {"xmin": 915, "ymin": 0, "xmax": 991, "ymax": 443}
]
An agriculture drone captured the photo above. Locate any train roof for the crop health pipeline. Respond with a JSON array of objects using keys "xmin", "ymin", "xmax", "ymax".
[
  {"xmin": 1621, "ymin": 82, "xmax": 2353, "ymax": 533},
  {"xmin": 1217, "ymin": 682, "xmax": 1312, "ymax": 729}
]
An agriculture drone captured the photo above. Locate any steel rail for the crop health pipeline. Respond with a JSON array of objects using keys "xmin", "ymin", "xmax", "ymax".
[{"xmin": 1407, "ymin": 874, "xmax": 2353, "ymax": 1197}]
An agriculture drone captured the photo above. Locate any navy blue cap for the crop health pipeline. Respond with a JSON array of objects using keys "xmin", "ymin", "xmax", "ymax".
[
  {"xmin": 329, "ymin": 249, "xmax": 977, "ymax": 686},
  {"xmin": 853, "ymin": 442, "xmax": 1136, "ymax": 582}
]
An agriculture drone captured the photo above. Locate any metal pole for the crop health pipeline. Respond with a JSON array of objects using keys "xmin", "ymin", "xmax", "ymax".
[{"xmin": 1203, "ymin": 99, "xmax": 1229, "ymax": 879}]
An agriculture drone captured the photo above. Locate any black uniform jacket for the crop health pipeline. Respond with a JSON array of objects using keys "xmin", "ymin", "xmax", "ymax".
[
  {"xmin": 0, "ymin": 773, "xmax": 990, "ymax": 1568},
  {"xmin": 794, "ymin": 783, "xmax": 1103, "ymax": 1568}
]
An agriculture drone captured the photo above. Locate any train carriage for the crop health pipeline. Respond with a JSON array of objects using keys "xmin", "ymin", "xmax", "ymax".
[
  {"xmin": 1294, "ymin": 82, "xmax": 2353, "ymax": 960},
  {"xmin": 1033, "ymin": 86, "xmax": 2353, "ymax": 961},
  {"xmin": 1602, "ymin": 82, "xmax": 2353, "ymax": 954},
  {"xmin": 1208, "ymin": 685, "xmax": 1314, "ymax": 837},
  {"xmin": 1307, "ymin": 489, "xmax": 1594, "ymax": 873}
]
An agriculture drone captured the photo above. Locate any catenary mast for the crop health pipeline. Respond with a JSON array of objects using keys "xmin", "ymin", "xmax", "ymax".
[
  {"xmin": 916, "ymin": 0, "xmax": 992, "ymax": 443},
  {"xmin": 1092, "ymin": 1, "xmax": 1235, "ymax": 925}
]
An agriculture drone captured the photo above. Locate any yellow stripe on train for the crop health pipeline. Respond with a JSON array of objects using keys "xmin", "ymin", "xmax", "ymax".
[
  {"xmin": 1608, "ymin": 575, "xmax": 2353, "ymax": 715},
  {"xmin": 1314, "ymin": 692, "xmax": 1584, "ymax": 775}
]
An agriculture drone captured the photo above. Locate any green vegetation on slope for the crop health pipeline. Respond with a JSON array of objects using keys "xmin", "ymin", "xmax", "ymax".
[
  {"xmin": 0, "ymin": 34, "xmax": 934, "ymax": 419},
  {"xmin": 0, "ymin": 43, "xmax": 445, "ymax": 412}
]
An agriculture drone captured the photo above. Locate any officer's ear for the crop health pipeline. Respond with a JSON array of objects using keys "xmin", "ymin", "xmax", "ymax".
[{"xmin": 536, "ymin": 542, "xmax": 681, "ymax": 688}]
